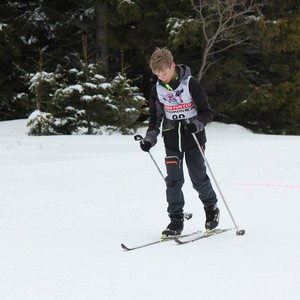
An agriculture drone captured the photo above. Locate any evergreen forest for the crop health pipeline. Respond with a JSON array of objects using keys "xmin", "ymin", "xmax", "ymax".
[{"xmin": 1, "ymin": 0, "xmax": 299, "ymax": 135}]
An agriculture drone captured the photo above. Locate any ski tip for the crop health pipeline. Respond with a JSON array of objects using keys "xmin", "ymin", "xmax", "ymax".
[{"xmin": 121, "ymin": 243, "xmax": 131, "ymax": 251}]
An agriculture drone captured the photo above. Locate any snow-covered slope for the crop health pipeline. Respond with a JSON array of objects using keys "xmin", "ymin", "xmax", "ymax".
[{"xmin": 0, "ymin": 119, "xmax": 299, "ymax": 300}]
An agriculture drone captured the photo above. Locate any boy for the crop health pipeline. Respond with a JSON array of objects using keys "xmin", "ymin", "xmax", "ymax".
[{"xmin": 140, "ymin": 47, "xmax": 219, "ymax": 236}]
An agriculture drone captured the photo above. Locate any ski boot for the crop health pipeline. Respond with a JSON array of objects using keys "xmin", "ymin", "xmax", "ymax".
[
  {"xmin": 162, "ymin": 215, "xmax": 184, "ymax": 237},
  {"xmin": 204, "ymin": 205, "xmax": 220, "ymax": 230}
]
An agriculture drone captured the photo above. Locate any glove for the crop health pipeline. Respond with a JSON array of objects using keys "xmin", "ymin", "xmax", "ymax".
[
  {"xmin": 186, "ymin": 122, "xmax": 197, "ymax": 133},
  {"xmin": 140, "ymin": 140, "xmax": 152, "ymax": 152},
  {"xmin": 185, "ymin": 119, "xmax": 204, "ymax": 133}
]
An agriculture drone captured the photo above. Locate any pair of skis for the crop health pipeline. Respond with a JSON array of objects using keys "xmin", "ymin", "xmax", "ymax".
[{"xmin": 121, "ymin": 228, "xmax": 232, "ymax": 251}]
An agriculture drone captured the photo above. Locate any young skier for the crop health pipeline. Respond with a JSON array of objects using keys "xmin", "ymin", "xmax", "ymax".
[{"xmin": 140, "ymin": 47, "xmax": 220, "ymax": 236}]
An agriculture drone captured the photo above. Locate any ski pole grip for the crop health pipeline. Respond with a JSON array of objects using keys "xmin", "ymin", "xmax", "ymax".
[{"xmin": 134, "ymin": 134, "xmax": 144, "ymax": 141}]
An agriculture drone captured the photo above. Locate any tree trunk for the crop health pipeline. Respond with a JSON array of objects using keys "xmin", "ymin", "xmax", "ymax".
[{"xmin": 95, "ymin": 2, "xmax": 109, "ymax": 76}]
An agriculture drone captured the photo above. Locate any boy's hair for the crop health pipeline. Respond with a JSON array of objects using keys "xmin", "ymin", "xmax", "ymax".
[{"xmin": 150, "ymin": 47, "xmax": 174, "ymax": 74}]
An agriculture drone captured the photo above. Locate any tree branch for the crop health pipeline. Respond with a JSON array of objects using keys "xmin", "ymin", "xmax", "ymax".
[{"xmin": 191, "ymin": 0, "xmax": 266, "ymax": 80}]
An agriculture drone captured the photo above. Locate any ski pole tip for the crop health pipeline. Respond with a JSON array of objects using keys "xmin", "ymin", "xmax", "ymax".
[{"xmin": 236, "ymin": 229, "xmax": 246, "ymax": 235}]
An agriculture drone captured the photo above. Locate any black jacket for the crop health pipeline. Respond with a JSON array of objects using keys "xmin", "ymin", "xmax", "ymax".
[{"xmin": 145, "ymin": 64, "xmax": 213, "ymax": 152}]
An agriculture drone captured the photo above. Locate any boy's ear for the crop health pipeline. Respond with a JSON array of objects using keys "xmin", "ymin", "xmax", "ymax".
[{"xmin": 171, "ymin": 62, "xmax": 176, "ymax": 70}]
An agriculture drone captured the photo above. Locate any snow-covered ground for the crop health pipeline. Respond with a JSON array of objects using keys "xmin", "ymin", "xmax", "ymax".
[{"xmin": 0, "ymin": 119, "xmax": 299, "ymax": 300}]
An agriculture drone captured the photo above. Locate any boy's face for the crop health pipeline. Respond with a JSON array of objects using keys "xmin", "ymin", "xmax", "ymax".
[{"xmin": 154, "ymin": 62, "xmax": 176, "ymax": 83}]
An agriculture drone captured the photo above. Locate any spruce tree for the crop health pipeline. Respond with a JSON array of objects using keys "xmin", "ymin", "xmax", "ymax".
[{"xmin": 109, "ymin": 72, "xmax": 146, "ymax": 134}]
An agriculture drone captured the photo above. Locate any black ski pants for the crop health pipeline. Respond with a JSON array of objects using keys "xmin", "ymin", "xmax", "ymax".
[{"xmin": 165, "ymin": 147, "xmax": 218, "ymax": 218}]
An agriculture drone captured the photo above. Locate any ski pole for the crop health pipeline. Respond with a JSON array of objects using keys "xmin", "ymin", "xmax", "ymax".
[
  {"xmin": 134, "ymin": 134, "xmax": 166, "ymax": 182},
  {"xmin": 186, "ymin": 121, "xmax": 245, "ymax": 235},
  {"xmin": 134, "ymin": 134, "xmax": 193, "ymax": 221}
]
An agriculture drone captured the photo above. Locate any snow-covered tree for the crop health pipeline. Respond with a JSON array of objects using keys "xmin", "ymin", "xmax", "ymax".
[
  {"xmin": 28, "ymin": 62, "xmax": 147, "ymax": 135},
  {"xmin": 27, "ymin": 110, "xmax": 57, "ymax": 136},
  {"xmin": 34, "ymin": 63, "xmax": 113, "ymax": 135},
  {"xmin": 109, "ymin": 72, "xmax": 147, "ymax": 134},
  {"xmin": 28, "ymin": 70, "xmax": 60, "ymax": 111}
]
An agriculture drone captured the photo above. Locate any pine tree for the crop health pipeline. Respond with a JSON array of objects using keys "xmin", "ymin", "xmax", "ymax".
[
  {"xmin": 109, "ymin": 72, "xmax": 146, "ymax": 134},
  {"xmin": 40, "ymin": 62, "xmax": 113, "ymax": 135},
  {"xmin": 231, "ymin": 3, "xmax": 300, "ymax": 134},
  {"xmin": 202, "ymin": 1, "xmax": 300, "ymax": 135},
  {"xmin": 0, "ymin": 1, "xmax": 38, "ymax": 120}
]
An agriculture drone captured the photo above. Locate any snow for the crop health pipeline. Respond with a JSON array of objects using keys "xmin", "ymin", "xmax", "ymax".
[
  {"xmin": 118, "ymin": 0, "xmax": 135, "ymax": 5},
  {"xmin": 61, "ymin": 84, "xmax": 84, "ymax": 94},
  {"xmin": 20, "ymin": 35, "xmax": 38, "ymax": 45},
  {"xmin": 99, "ymin": 82, "xmax": 111, "ymax": 89},
  {"xmin": 167, "ymin": 17, "xmax": 194, "ymax": 38},
  {"xmin": 81, "ymin": 95, "xmax": 93, "ymax": 101},
  {"xmin": 29, "ymin": 71, "xmax": 57, "ymax": 90},
  {"xmin": 84, "ymin": 82, "xmax": 98, "ymax": 89},
  {"xmin": 0, "ymin": 119, "xmax": 299, "ymax": 300},
  {"xmin": 0, "ymin": 23, "xmax": 8, "ymax": 30}
]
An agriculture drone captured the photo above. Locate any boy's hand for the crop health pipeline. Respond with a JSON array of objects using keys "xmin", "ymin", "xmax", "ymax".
[
  {"xmin": 186, "ymin": 122, "xmax": 197, "ymax": 133},
  {"xmin": 140, "ymin": 140, "xmax": 152, "ymax": 152},
  {"xmin": 185, "ymin": 119, "xmax": 204, "ymax": 133}
]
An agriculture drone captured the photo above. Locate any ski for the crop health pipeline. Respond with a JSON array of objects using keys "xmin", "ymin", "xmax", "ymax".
[
  {"xmin": 121, "ymin": 230, "xmax": 202, "ymax": 251},
  {"xmin": 174, "ymin": 228, "xmax": 232, "ymax": 245}
]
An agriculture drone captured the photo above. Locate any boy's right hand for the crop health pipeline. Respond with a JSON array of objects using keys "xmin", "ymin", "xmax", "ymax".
[{"xmin": 140, "ymin": 140, "xmax": 152, "ymax": 152}]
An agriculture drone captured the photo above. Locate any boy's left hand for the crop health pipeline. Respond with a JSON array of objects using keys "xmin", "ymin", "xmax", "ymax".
[
  {"xmin": 185, "ymin": 119, "xmax": 204, "ymax": 133},
  {"xmin": 140, "ymin": 140, "xmax": 152, "ymax": 152}
]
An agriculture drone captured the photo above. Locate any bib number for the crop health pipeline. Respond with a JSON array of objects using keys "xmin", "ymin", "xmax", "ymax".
[{"xmin": 172, "ymin": 114, "xmax": 185, "ymax": 120}]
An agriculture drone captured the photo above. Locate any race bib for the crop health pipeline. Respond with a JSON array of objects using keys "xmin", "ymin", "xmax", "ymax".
[{"xmin": 156, "ymin": 77, "xmax": 197, "ymax": 121}]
